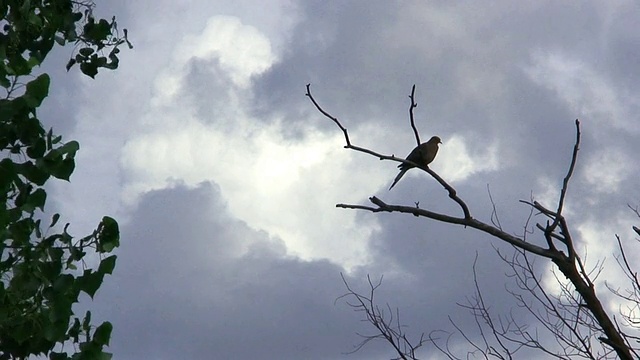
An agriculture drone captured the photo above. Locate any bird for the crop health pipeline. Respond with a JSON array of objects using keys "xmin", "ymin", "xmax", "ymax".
[{"xmin": 388, "ymin": 136, "xmax": 442, "ymax": 190}]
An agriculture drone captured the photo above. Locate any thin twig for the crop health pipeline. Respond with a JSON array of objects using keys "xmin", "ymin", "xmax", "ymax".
[{"xmin": 408, "ymin": 85, "xmax": 421, "ymax": 146}]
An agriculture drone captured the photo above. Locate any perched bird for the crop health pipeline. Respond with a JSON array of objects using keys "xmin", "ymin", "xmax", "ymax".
[{"xmin": 389, "ymin": 136, "xmax": 442, "ymax": 190}]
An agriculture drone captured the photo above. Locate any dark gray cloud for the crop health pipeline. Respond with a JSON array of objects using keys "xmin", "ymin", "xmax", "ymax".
[{"xmin": 91, "ymin": 183, "xmax": 390, "ymax": 359}]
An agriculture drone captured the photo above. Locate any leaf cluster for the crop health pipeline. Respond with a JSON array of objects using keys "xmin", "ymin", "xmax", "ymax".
[
  {"xmin": 0, "ymin": 1, "xmax": 128, "ymax": 358},
  {"xmin": 0, "ymin": 0, "xmax": 132, "ymax": 83}
]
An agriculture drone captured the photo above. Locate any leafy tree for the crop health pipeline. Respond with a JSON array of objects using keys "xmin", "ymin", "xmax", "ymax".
[
  {"xmin": 0, "ymin": 1, "xmax": 131, "ymax": 358},
  {"xmin": 307, "ymin": 84, "xmax": 640, "ymax": 360}
]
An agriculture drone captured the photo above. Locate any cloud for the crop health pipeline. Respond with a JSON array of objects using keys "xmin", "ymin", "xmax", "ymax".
[
  {"xmin": 524, "ymin": 51, "xmax": 640, "ymax": 134},
  {"xmin": 94, "ymin": 183, "xmax": 371, "ymax": 360},
  {"xmin": 119, "ymin": 15, "xmax": 389, "ymax": 268}
]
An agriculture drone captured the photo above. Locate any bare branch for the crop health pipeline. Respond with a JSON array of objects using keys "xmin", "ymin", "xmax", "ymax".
[
  {"xmin": 307, "ymin": 84, "xmax": 471, "ymax": 219},
  {"xmin": 487, "ymin": 184, "xmax": 503, "ymax": 231},
  {"xmin": 309, "ymin": 86, "xmax": 635, "ymax": 360},
  {"xmin": 338, "ymin": 196, "xmax": 560, "ymax": 260},
  {"xmin": 337, "ymin": 273, "xmax": 426, "ymax": 359},
  {"xmin": 548, "ymin": 119, "xmax": 581, "ymax": 234},
  {"xmin": 408, "ymin": 85, "xmax": 421, "ymax": 146}
]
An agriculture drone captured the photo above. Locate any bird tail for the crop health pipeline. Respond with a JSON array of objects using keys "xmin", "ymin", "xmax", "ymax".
[{"xmin": 388, "ymin": 168, "xmax": 408, "ymax": 190}]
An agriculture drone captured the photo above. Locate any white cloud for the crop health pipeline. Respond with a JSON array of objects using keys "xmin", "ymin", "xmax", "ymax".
[
  {"xmin": 524, "ymin": 50, "xmax": 640, "ymax": 134},
  {"xmin": 436, "ymin": 134, "xmax": 500, "ymax": 182},
  {"xmin": 120, "ymin": 15, "xmax": 384, "ymax": 268},
  {"xmin": 151, "ymin": 15, "xmax": 276, "ymax": 107},
  {"xmin": 582, "ymin": 146, "xmax": 633, "ymax": 194}
]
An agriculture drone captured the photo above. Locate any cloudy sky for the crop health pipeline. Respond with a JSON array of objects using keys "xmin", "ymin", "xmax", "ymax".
[{"xmin": 40, "ymin": 1, "xmax": 640, "ymax": 359}]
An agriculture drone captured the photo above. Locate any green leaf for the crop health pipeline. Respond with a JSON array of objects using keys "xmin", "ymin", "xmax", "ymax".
[
  {"xmin": 92, "ymin": 322, "xmax": 112, "ymax": 346},
  {"xmin": 50, "ymin": 213, "xmax": 60, "ymax": 227},
  {"xmin": 46, "ymin": 128, "xmax": 53, "ymax": 149},
  {"xmin": 52, "ymin": 158, "xmax": 75, "ymax": 180},
  {"xmin": 50, "ymin": 352, "xmax": 70, "ymax": 360},
  {"xmin": 69, "ymin": 318, "xmax": 81, "ymax": 342},
  {"xmin": 14, "ymin": 183, "xmax": 34, "ymax": 208},
  {"xmin": 80, "ymin": 62, "xmax": 98, "ymax": 78},
  {"xmin": 78, "ymin": 341, "xmax": 101, "ymax": 358},
  {"xmin": 44, "ymin": 320, "xmax": 68, "ymax": 342},
  {"xmin": 0, "ymin": 75, "xmax": 10, "ymax": 88},
  {"xmin": 78, "ymin": 47, "xmax": 94, "ymax": 57},
  {"xmin": 26, "ymin": 137, "xmax": 46, "ymax": 158},
  {"xmin": 28, "ymin": 188, "xmax": 47, "ymax": 211},
  {"xmin": 53, "ymin": 274, "xmax": 74, "ymax": 293},
  {"xmin": 6, "ymin": 54, "xmax": 33, "ymax": 76},
  {"xmin": 17, "ymin": 116, "xmax": 45, "ymax": 147},
  {"xmin": 97, "ymin": 216, "xmax": 120, "ymax": 252},
  {"xmin": 50, "ymin": 300, "xmax": 74, "ymax": 325},
  {"xmin": 27, "ymin": 55, "xmax": 42, "ymax": 69},
  {"xmin": 58, "ymin": 140, "xmax": 80, "ymax": 156},
  {"xmin": 82, "ymin": 311, "xmax": 91, "ymax": 332},
  {"xmin": 12, "ymin": 322, "xmax": 34, "ymax": 344},
  {"xmin": 37, "ymin": 148, "xmax": 76, "ymax": 180},
  {"xmin": 84, "ymin": 18, "xmax": 112, "ymax": 42},
  {"xmin": 35, "ymin": 219, "xmax": 42, "ymax": 237},
  {"xmin": 65, "ymin": 58, "xmax": 76, "ymax": 71},
  {"xmin": 23, "ymin": 74, "xmax": 51, "ymax": 108},
  {"xmin": 54, "ymin": 35, "xmax": 66, "ymax": 46},
  {"xmin": 77, "ymin": 271, "xmax": 104, "ymax": 298},
  {"xmin": 17, "ymin": 161, "xmax": 50, "ymax": 185},
  {"xmin": 0, "ymin": 99, "xmax": 16, "ymax": 119},
  {"xmin": 0, "ymin": 158, "xmax": 17, "ymax": 187},
  {"xmin": 98, "ymin": 255, "xmax": 117, "ymax": 275},
  {"xmin": 46, "ymin": 247, "xmax": 63, "ymax": 267},
  {"xmin": 98, "ymin": 353, "xmax": 113, "ymax": 360}
]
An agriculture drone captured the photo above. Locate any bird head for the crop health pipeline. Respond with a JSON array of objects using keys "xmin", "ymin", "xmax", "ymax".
[{"xmin": 429, "ymin": 136, "xmax": 442, "ymax": 144}]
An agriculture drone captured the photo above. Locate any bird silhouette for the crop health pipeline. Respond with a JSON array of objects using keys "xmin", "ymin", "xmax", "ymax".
[{"xmin": 389, "ymin": 136, "xmax": 442, "ymax": 190}]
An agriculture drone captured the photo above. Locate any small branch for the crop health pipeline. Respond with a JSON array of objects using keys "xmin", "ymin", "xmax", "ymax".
[
  {"xmin": 548, "ymin": 119, "xmax": 581, "ymax": 235},
  {"xmin": 337, "ymin": 273, "xmax": 424, "ymax": 359},
  {"xmin": 408, "ymin": 85, "xmax": 420, "ymax": 146},
  {"xmin": 305, "ymin": 83, "xmax": 351, "ymax": 147},
  {"xmin": 487, "ymin": 184, "xmax": 503, "ymax": 231},
  {"xmin": 305, "ymin": 84, "xmax": 421, "ymax": 165}
]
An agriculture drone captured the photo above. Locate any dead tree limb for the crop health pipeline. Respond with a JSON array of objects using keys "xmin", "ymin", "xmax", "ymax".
[{"xmin": 307, "ymin": 84, "xmax": 634, "ymax": 360}]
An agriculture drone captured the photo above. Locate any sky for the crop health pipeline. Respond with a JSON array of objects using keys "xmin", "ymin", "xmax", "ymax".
[{"xmin": 37, "ymin": 1, "xmax": 640, "ymax": 359}]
